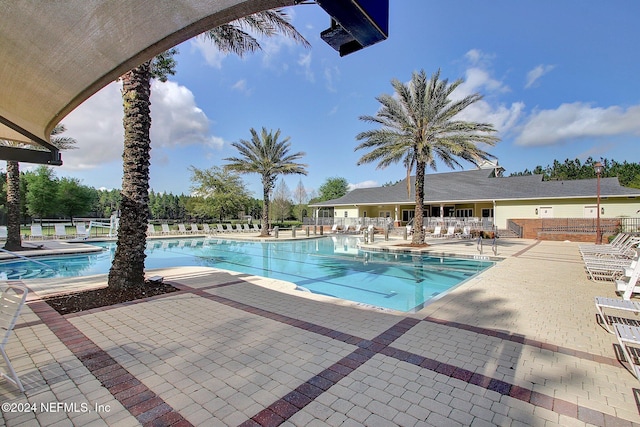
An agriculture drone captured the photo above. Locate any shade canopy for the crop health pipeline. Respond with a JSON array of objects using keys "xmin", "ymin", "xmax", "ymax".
[{"xmin": 0, "ymin": 0, "xmax": 296, "ymax": 165}]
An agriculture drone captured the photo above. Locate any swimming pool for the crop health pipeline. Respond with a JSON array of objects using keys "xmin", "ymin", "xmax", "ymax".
[{"xmin": 0, "ymin": 236, "xmax": 493, "ymax": 312}]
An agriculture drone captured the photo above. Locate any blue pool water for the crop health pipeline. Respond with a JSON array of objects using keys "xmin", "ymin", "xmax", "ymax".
[{"xmin": 0, "ymin": 236, "xmax": 493, "ymax": 312}]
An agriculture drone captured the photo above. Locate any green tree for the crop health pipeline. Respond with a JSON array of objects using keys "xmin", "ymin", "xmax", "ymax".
[
  {"xmin": 57, "ymin": 177, "xmax": 95, "ymax": 221},
  {"xmin": 355, "ymin": 69, "xmax": 499, "ymax": 244},
  {"xmin": 317, "ymin": 177, "xmax": 349, "ymax": 202},
  {"xmin": 24, "ymin": 166, "xmax": 58, "ymax": 221},
  {"xmin": 224, "ymin": 127, "xmax": 307, "ymax": 236},
  {"xmin": 2, "ymin": 124, "xmax": 76, "ymax": 250},
  {"xmin": 108, "ymin": 10, "xmax": 309, "ymax": 290},
  {"xmin": 188, "ymin": 166, "xmax": 251, "ymax": 221}
]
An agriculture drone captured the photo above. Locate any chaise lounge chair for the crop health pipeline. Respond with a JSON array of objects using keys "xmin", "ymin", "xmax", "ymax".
[
  {"xmin": 54, "ymin": 224, "xmax": 68, "ymax": 239},
  {"xmin": 29, "ymin": 225, "xmax": 44, "ymax": 240},
  {"xmin": 612, "ymin": 323, "xmax": 640, "ymax": 380},
  {"xmin": 161, "ymin": 223, "xmax": 171, "ymax": 235},
  {"xmin": 595, "ymin": 296, "xmax": 640, "ymax": 334},
  {"xmin": 0, "ymin": 283, "xmax": 28, "ymax": 391},
  {"xmin": 443, "ymin": 226, "xmax": 456, "ymax": 238}
]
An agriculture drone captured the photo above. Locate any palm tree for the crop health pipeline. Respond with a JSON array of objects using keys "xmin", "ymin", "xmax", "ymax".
[
  {"xmin": 355, "ymin": 69, "xmax": 499, "ymax": 245},
  {"xmin": 107, "ymin": 9, "xmax": 309, "ymax": 290},
  {"xmin": 2, "ymin": 124, "xmax": 76, "ymax": 251},
  {"xmin": 224, "ymin": 127, "xmax": 307, "ymax": 236}
]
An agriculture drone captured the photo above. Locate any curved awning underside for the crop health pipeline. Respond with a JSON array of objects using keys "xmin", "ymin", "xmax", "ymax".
[{"xmin": 0, "ymin": 0, "xmax": 294, "ymax": 164}]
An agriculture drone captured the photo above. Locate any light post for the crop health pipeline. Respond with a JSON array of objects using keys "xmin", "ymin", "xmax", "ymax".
[{"xmin": 594, "ymin": 161, "xmax": 604, "ymax": 244}]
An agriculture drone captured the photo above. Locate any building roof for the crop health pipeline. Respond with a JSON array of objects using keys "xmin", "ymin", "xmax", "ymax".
[{"xmin": 310, "ymin": 168, "xmax": 640, "ymax": 207}]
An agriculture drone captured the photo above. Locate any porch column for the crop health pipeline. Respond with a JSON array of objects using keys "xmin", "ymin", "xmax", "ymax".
[
  {"xmin": 440, "ymin": 204, "xmax": 444, "ymax": 220},
  {"xmin": 394, "ymin": 205, "xmax": 400, "ymax": 226},
  {"xmin": 315, "ymin": 208, "xmax": 319, "ymax": 225}
]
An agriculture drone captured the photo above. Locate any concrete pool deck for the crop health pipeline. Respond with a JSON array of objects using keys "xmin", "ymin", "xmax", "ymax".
[{"xmin": 1, "ymin": 235, "xmax": 639, "ymax": 426}]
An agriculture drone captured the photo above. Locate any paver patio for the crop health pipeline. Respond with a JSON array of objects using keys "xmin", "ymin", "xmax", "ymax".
[{"xmin": 1, "ymin": 238, "xmax": 639, "ymax": 426}]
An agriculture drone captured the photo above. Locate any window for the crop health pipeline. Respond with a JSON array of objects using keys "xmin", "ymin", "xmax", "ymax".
[
  {"xmin": 402, "ymin": 210, "xmax": 415, "ymax": 222},
  {"xmin": 363, "ymin": 211, "xmax": 367, "ymax": 217},
  {"xmin": 455, "ymin": 208, "xmax": 473, "ymax": 217},
  {"xmin": 481, "ymin": 208, "xmax": 494, "ymax": 218},
  {"xmin": 344, "ymin": 211, "xmax": 348, "ymax": 217},
  {"xmin": 379, "ymin": 210, "xmax": 391, "ymax": 218}
]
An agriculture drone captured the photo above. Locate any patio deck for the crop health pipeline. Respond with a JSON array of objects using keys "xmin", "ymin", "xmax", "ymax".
[{"xmin": 1, "ymin": 237, "xmax": 639, "ymax": 426}]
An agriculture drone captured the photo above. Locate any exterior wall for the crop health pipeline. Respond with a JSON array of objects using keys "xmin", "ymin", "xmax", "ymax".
[
  {"xmin": 496, "ymin": 197, "xmax": 640, "ymax": 229},
  {"xmin": 335, "ymin": 207, "xmax": 359, "ymax": 219},
  {"xmin": 510, "ymin": 218, "xmax": 621, "ymax": 242}
]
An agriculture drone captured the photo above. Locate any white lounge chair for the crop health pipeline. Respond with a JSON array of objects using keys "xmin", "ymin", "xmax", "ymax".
[
  {"xmin": 29, "ymin": 224, "xmax": 44, "ymax": 240},
  {"xmin": 0, "ymin": 226, "xmax": 6, "ymax": 240},
  {"xmin": 54, "ymin": 224, "xmax": 68, "ymax": 239},
  {"xmin": 616, "ymin": 257, "xmax": 640, "ymax": 300},
  {"xmin": 216, "ymin": 224, "xmax": 225, "ymax": 233},
  {"xmin": 235, "ymin": 224, "xmax": 243, "ymax": 233},
  {"xmin": 426, "ymin": 226, "xmax": 442, "ymax": 238},
  {"xmin": 613, "ymin": 323, "xmax": 640, "ymax": 380},
  {"xmin": 330, "ymin": 224, "xmax": 339, "ymax": 233},
  {"xmin": 444, "ymin": 226, "xmax": 456, "ymax": 238},
  {"xmin": 252, "ymin": 224, "xmax": 261, "ymax": 232},
  {"xmin": 341, "ymin": 224, "xmax": 351, "ymax": 233},
  {"xmin": 190, "ymin": 223, "xmax": 199, "ymax": 234},
  {"xmin": 224, "ymin": 224, "xmax": 235, "ymax": 233},
  {"xmin": 177, "ymin": 224, "xmax": 188, "ymax": 234},
  {"xmin": 595, "ymin": 297, "xmax": 640, "ymax": 334},
  {"xmin": 75, "ymin": 224, "xmax": 88, "ymax": 239},
  {"xmin": 243, "ymin": 224, "xmax": 251, "ymax": 232},
  {"xmin": 161, "ymin": 223, "xmax": 171, "ymax": 235},
  {"xmin": 0, "ymin": 283, "xmax": 28, "ymax": 391},
  {"xmin": 458, "ymin": 226, "xmax": 472, "ymax": 239},
  {"xmin": 147, "ymin": 224, "xmax": 156, "ymax": 236},
  {"xmin": 202, "ymin": 224, "xmax": 212, "ymax": 234}
]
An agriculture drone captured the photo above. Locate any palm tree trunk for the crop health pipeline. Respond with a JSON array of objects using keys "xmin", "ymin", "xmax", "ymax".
[
  {"xmin": 4, "ymin": 161, "xmax": 23, "ymax": 251},
  {"xmin": 412, "ymin": 161, "xmax": 426, "ymax": 244},
  {"xmin": 108, "ymin": 61, "xmax": 152, "ymax": 290},
  {"xmin": 261, "ymin": 179, "xmax": 270, "ymax": 236}
]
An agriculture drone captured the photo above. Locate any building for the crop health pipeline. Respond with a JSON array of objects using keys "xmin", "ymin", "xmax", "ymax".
[{"xmin": 309, "ymin": 163, "xmax": 640, "ymax": 234}]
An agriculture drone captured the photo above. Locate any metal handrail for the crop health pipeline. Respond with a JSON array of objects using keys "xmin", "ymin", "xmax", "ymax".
[{"xmin": 0, "ymin": 247, "xmax": 52, "ymax": 269}]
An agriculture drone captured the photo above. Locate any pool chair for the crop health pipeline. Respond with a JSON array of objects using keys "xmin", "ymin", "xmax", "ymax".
[
  {"xmin": 75, "ymin": 224, "xmax": 89, "ymax": 239},
  {"xmin": 29, "ymin": 224, "xmax": 44, "ymax": 240},
  {"xmin": 224, "ymin": 224, "xmax": 235, "ymax": 233},
  {"xmin": 341, "ymin": 224, "xmax": 351, "ymax": 233},
  {"xmin": 616, "ymin": 257, "xmax": 640, "ymax": 300},
  {"xmin": 0, "ymin": 226, "xmax": 6, "ymax": 240},
  {"xmin": 595, "ymin": 297, "xmax": 640, "ymax": 334},
  {"xmin": 190, "ymin": 223, "xmax": 199, "ymax": 234},
  {"xmin": 54, "ymin": 224, "xmax": 68, "ymax": 239},
  {"xmin": 216, "ymin": 224, "xmax": 225, "ymax": 233},
  {"xmin": 443, "ymin": 226, "xmax": 456, "ymax": 238},
  {"xmin": 252, "ymin": 224, "xmax": 261, "ymax": 232},
  {"xmin": 177, "ymin": 224, "xmax": 188, "ymax": 234},
  {"xmin": 202, "ymin": 224, "xmax": 212, "ymax": 234},
  {"xmin": 161, "ymin": 223, "xmax": 171, "ymax": 235},
  {"xmin": 458, "ymin": 226, "xmax": 472, "ymax": 239},
  {"xmin": 235, "ymin": 224, "xmax": 243, "ymax": 233},
  {"xmin": 426, "ymin": 226, "xmax": 442, "ymax": 238},
  {"xmin": 147, "ymin": 224, "xmax": 156, "ymax": 236},
  {"xmin": 243, "ymin": 224, "xmax": 251, "ymax": 232},
  {"xmin": 612, "ymin": 323, "xmax": 640, "ymax": 381},
  {"xmin": 583, "ymin": 256, "xmax": 634, "ymax": 281},
  {"xmin": 330, "ymin": 224, "xmax": 339, "ymax": 233},
  {"xmin": 0, "ymin": 283, "xmax": 29, "ymax": 391}
]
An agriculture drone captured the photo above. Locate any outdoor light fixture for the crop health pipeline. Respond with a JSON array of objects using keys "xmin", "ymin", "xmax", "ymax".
[{"xmin": 594, "ymin": 161, "xmax": 604, "ymax": 244}]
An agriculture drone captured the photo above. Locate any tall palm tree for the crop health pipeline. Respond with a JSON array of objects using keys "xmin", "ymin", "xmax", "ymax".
[
  {"xmin": 2, "ymin": 124, "xmax": 76, "ymax": 251},
  {"xmin": 224, "ymin": 127, "xmax": 307, "ymax": 236},
  {"xmin": 355, "ymin": 69, "xmax": 499, "ymax": 245},
  {"xmin": 108, "ymin": 9, "xmax": 309, "ymax": 290}
]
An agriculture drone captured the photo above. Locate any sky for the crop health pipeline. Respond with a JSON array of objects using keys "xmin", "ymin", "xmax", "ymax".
[{"xmin": 52, "ymin": 0, "xmax": 640, "ymax": 199}]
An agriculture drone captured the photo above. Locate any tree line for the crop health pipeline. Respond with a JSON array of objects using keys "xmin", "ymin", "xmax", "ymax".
[{"xmin": 509, "ymin": 157, "xmax": 640, "ymax": 188}]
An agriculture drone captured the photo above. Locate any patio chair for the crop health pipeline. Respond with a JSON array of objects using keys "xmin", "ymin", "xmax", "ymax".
[
  {"xmin": 224, "ymin": 224, "xmax": 235, "ymax": 233},
  {"xmin": 75, "ymin": 224, "xmax": 89, "ymax": 239},
  {"xmin": 612, "ymin": 323, "xmax": 640, "ymax": 380},
  {"xmin": 177, "ymin": 224, "xmax": 188, "ymax": 234},
  {"xmin": 202, "ymin": 224, "xmax": 212, "ymax": 234},
  {"xmin": 0, "ymin": 283, "xmax": 28, "ymax": 391},
  {"xmin": 161, "ymin": 223, "xmax": 171, "ymax": 235},
  {"xmin": 0, "ymin": 226, "xmax": 6, "ymax": 240},
  {"xmin": 252, "ymin": 224, "xmax": 261, "ymax": 232},
  {"xmin": 595, "ymin": 297, "xmax": 640, "ymax": 334},
  {"xmin": 190, "ymin": 223, "xmax": 199, "ymax": 234},
  {"xmin": 243, "ymin": 224, "xmax": 251, "ymax": 232},
  {"xmin": 426, "ymin": 225, "xmax": 442, "ymax": 238},
  {"xmin": 235, "ymin": 224, "xmax": 243, "ymax": 233},
  {"xmin": 444, "ymin": 226, "xmax": 456, "ymax": 238},
  {"xmin": 216, "ymin": 224, "xmax": 225, "ymax": 233},
  {"xmin": 616, "ymin": 257, "xmax": 640, "ymax": 300},
  {"xmin": 330, "ymin": 224, "xmax": 339, "ymax": 233},
  {"xmin": 583, "ymin": 256, "xmax": 634, "ymax": 281},
  {"xmin": 458, "ymin": 226, "xmax": 472, "ymax": 239},
  {"xmin": 147, "ymin": 224, "xmax": 156, "ymax": 236},
  {"xmin": 341, "ymin": 224, "xmax": 351, "ymax": 233},
  {"xmin": 29, "ymin": 225, "xmax": 44, "ymax": 240},
  {"xmin": 54, "ymin": 224, "xmax": 68, "ymax": 239}
]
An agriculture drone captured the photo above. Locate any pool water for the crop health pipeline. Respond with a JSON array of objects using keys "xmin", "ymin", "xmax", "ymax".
[{"xmin": 0, "ymin": 236, "xmax": 493, "ymax": 312}]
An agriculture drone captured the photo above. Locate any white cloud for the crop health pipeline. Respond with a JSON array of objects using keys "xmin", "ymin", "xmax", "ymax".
[
  {"xmin": 348, "ymin": 180, "xmax": 378, "ymax": 190},
  {"xmin": 60, "ymin": 80, "xmax": 223, "ymax": 171},
  {"xmin": 525, "ymin": 64, "xmax": 555, "ymax": 89},
  {"xmin": 297, "ymin": 52, "xmax": 314, "ymax": 82},
  {"xmin": 190, "ymin": 37, "xmax": 229, "ymax": 69},
  {"xmin": 231, "ymin": 79, "xmax": 252, "ymax": 96},
  {"xmin": 515, "ymin": 102, "xmax": 640, "ymax": 146},
  {"xmin": 323, "ymin": 65, "xmax": 339, "ymax": 92}
]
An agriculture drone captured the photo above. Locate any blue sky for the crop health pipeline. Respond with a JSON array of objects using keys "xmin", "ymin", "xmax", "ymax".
[{"xmin": 58, "ymin": 0, "xmax": 640, "ymax": 199}]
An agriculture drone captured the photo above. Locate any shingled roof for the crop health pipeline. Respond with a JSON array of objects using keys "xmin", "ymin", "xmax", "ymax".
[{"xmin": 310, "ymin": 169, "xmax": 640, "ymax": 207}]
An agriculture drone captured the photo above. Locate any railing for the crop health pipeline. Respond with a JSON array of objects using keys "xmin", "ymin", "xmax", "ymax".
[
  {"xmin": 538, "ymin": 218, "xmax": 620, "ymax": 234},
  {"xmin": 507, "ymin": 220, "xmax": 523, "ymax": 238}
]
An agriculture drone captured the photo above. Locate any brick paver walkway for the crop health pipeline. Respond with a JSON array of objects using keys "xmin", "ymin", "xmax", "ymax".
[{"xmin": 1, "ymin": 239, "xmax": 639, "ymax": 426}]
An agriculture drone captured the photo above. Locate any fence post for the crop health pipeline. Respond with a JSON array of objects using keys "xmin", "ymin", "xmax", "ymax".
[{"xmin": 292, "ymin": 226, "xmax": 296, "ymax": 238}]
